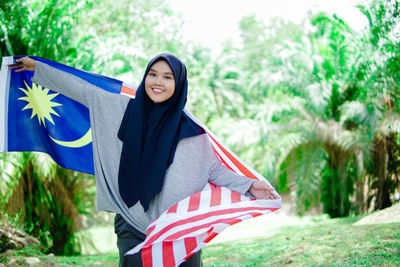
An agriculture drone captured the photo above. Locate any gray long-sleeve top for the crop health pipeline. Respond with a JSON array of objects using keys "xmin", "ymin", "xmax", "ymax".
[{"xmin": 32, "ymin": 61, "xmax": 254, "ymax": 234}]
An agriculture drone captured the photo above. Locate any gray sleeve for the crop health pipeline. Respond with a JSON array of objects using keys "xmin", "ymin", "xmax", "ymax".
[
  {"xmin": 207, "ymin": 141, "xmax": 254, "ymax": 195},
  {"xmin": 32, "ymin": 61, "xmax": 100, "ymax": 107}
]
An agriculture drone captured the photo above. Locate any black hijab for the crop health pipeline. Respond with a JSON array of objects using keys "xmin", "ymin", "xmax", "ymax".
[{"xmin": 117, "ymin": 53, "xmax": 204, "ymax": 211}]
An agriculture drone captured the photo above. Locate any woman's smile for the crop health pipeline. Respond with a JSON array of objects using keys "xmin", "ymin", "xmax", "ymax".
[{"xmin": 152, "ymin": 87, "xmax": 165, "ymax": 94}]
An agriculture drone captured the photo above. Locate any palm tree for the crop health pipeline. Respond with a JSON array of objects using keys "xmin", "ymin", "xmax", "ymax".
[
  {"xmin": 276, "ymin": 2, "xmax": 400, "ymax": 216},
  {"xmin": 3, "ymin": 152, "xmax": 95, "ymax": 255},
  {"xmin": 358, "ymin": 0, "xmax": 400, "ymax": 210}
]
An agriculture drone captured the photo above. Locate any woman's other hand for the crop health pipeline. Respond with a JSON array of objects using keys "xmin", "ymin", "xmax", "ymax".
[
  {"xmin": 249, "ymin": 180, "xmax": 280, "ymax": 200},
  {"xmin": 9, "ymin": 57, "xmax": 36, "ymax": 72}
]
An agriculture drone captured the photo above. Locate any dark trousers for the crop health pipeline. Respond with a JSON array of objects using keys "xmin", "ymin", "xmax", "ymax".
[{"xmin": 114, "ymin": 214, "xmax": 203, "ymax": 267}]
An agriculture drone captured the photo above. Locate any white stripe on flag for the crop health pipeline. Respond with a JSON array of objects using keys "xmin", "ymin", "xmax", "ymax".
[
  {"xmin": 172, "ymin": 239, "xmax": 186, "ymax": 265},
  {"xmin": 151, "ymin": 244, "xmax": 163, "ymax": 267},
  {"xmin": 203, "ymin": 183, "xmax": 211, "ymax": 192},
  {"xmin": 198, "ymin": 186, "xmax": 212, "ymax": 208},
  {"xmin": 176, "ymin": 195, "xmax": 189, "ymax": 216},
  {"xmin": 120, "ymin": 92, "xmax": 134, "ymax": 98},
  {"xmin": 0, "ymin": 57, "xmax": 13, "ymax": 152}
]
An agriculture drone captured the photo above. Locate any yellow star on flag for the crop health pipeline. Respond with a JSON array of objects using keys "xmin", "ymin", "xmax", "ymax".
[{"xmin": 18, "ymin": 81, "xmax": 62, "ymax": 128}]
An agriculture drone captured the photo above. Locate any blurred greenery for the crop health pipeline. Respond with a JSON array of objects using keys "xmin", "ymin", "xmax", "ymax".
[{"xmin": 1, "ymin": 0, "xmax": 399, "ymax": 255}]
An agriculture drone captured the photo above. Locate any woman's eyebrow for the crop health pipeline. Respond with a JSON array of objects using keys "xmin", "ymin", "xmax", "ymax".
[{"xmin": 148, "ymin": 68, "xmax": 173, "ymax": 75}]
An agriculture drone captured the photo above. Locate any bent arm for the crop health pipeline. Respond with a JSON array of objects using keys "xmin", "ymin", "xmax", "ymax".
[
  {"xmin": 205, "ymin": 141, "xmax": 254, "ymax": 195},
  {"xmin": 32, "ymin": 61, "xmax": 99, "ymax": 107},
  {"xmin": 205, "ymin": 138, "xmax": 279, "ymax": 199}
]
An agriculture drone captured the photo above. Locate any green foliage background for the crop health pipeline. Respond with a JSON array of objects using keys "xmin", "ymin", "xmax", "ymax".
[{"xmin": 0, "ymin": 0, "xmax": 399, "ymax": 255}]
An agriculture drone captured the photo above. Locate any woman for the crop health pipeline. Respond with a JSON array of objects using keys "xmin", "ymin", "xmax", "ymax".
[{"xmin": 12, "ymin": 54, "xmax": 279, "ymax": 266}]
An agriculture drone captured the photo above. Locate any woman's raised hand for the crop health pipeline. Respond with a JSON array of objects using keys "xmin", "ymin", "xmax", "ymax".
[
  {"xmin": 9, "ymin": 57, "xmax": 36, "ymax": 72},
  {"xmin": 248, "ymin": 180, "xmax": 280, "ymax": 200}
]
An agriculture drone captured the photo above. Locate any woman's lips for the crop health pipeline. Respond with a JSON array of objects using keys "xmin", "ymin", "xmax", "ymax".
[{"xmin": 152, "ymin": 88, "xmax": 164, "ymax": 94}]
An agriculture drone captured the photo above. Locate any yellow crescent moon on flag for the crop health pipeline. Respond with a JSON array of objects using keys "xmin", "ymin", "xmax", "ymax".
[{"xmin": 49, "ymin": 128, "xmax": 92, "ymax": 148}]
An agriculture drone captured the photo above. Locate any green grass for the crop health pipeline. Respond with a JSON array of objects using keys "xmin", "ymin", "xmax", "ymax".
[
  {"xmin": 0, "ymin": 250, "xmax": 119, "ymax": 266},
  {"xmin": 202, "ymin": 219, "xmax": 400, "ymax": 266},
  {"xmin": 1, "ymin": 217, "xmax": 399, "ymax": 266},
  {"xmin": 38, "ymin": 254, "xmax": 119, "ymax": 266}
]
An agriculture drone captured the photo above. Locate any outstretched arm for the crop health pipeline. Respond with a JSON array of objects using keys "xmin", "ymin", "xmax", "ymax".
[{"xmin": 9, "ymin": 57, "xmax": 99, "ymax": 107}]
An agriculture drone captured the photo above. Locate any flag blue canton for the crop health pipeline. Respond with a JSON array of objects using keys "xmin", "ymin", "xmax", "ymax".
[{"xmin": 2, "ymin": 56, "xmax": 125, "ymax": 174}]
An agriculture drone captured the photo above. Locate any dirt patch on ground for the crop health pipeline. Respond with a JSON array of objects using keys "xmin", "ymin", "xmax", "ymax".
[{"xmin": 354, "ymin": 202, "xmax": 400, "ymax": 225}]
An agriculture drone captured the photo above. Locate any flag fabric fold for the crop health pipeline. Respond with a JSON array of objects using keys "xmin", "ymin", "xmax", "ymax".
[
  {"xmin": 127, "ymin": 183, "xmax": 281, "ymax": 266},
  {"xmin": 0, "ymin": 56, "xmax": 281, "ymax": 267}
]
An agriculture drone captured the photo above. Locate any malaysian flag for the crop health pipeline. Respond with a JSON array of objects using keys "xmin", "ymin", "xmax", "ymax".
[{"xmin": 1, "ymin": 56, "xmax": 281, "ymax": 266}]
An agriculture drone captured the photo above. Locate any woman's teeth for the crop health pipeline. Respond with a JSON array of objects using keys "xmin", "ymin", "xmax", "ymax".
[{"xmin": 153, "ymin": 88, "xmax": 164, "ymax": 93}]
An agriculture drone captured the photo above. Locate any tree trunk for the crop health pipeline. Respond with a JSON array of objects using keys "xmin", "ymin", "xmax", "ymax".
[{"xmin": 374, "ymin": 136, "xmax": 392, "ymax": 210}]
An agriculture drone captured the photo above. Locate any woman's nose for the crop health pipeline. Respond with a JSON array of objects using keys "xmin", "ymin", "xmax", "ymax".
[{"xmin": 155, "ymin": 76, "xmax": 162, "ymax": 85}]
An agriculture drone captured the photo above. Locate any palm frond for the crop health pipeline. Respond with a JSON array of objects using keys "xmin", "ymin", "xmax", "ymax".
[
  {"xmin": 377, "ymin": 113, "xmax": 400, "ymax": 135},
  {"xmin": 278, "ymin": 142, "xmax": 326, "ymax": 214},
  {"xmin": 340, "ymin": 101, "xmax": 369, "ymax": 124}
]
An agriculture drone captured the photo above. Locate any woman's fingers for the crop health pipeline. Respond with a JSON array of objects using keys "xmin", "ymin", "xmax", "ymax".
[
  {"xmin": 8, "ymin": 63, "xmax": 23, "ymax": 69},
  {"xmin": 8, "ymin": 57, "xmax": 36, "ymax": 72},
  {"xmin": 263, "ymin": 190, "xmax": 279, "ymax": 199},
  {"xmin": 270, "ymin": 190, "xmax": 280, "ymax": 199},
  {"xmin": 249, "ymin": 180, "xmax": 280, "ymax": 200},
  {"xmin": 9, "ymin": 64, "xmax": 27, "ymax": 72}
]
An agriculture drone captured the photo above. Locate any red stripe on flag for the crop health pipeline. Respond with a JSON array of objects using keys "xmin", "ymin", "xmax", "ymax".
[
  {"xmin": 184, "ymin": 237, "xmax": 197, "ymax": 259},
  {"xmin": 142, "ymin": 247, "xmax": 153, "ymax": 267},
  {"xmin": 211, "ymin": 146, "xmax": 235, "ymax": 172},
  {"xmin": 167, "ymin": 204, "xmax": 178, "ymax": 214},
  {"xmin": 162, "ymin": 242, "xmax": 175, "ymax": 267},
  {"xmin": 231, "ymin": 191, "xmax": 242, "ymax": 203},
  {"xmin": 120, "ymin": 85, "xmax": 136, "ymax": 96},
  {"xmin": 210, "ymin": 184, "xmax": 221, "ymax": 207},
  {"xmin": 209, "ymin": 135, "xmax": 257, "ymax": 179},
  {"xmin": 187, "ymin": 192, "xmax": 201, "ymax": 212},
  {"xmin": 203, "ymin": 231, "xmax": 218, "ymax": 243},
  {"xmin": 144, "ymin": 207, "xmax": 275, "ymax": 246},
  {"xmin": 147, "ymin": 225, "xmax": 156, "ymax": 236}
]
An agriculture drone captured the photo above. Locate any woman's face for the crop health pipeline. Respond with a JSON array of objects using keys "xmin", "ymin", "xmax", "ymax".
[{"xmin": 145, "ymin": 60, "xmax": 175, "ymax": 103}]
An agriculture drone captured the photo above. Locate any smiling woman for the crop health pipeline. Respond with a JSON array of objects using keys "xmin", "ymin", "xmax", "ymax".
[{"xmin": 145, "ymin": 60, "xmax": 175, "ymax": 103}]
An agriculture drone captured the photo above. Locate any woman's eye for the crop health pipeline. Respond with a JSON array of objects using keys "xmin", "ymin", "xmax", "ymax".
[{"xmin": 164, "ymin": 76, "xmax": 172, "ymax": 80}]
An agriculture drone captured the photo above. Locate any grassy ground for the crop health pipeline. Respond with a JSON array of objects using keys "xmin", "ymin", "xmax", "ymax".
[
  {"xmin": 203, "ymin": 218, "xmax": 400, "ymax": 266},
  {"xmin": 0, "ymin": 251, "xmax": 119, "ymax": 266},
  {"xmin": 1, "ymin": 213, "xmax": 399, "ymax": 266}
]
